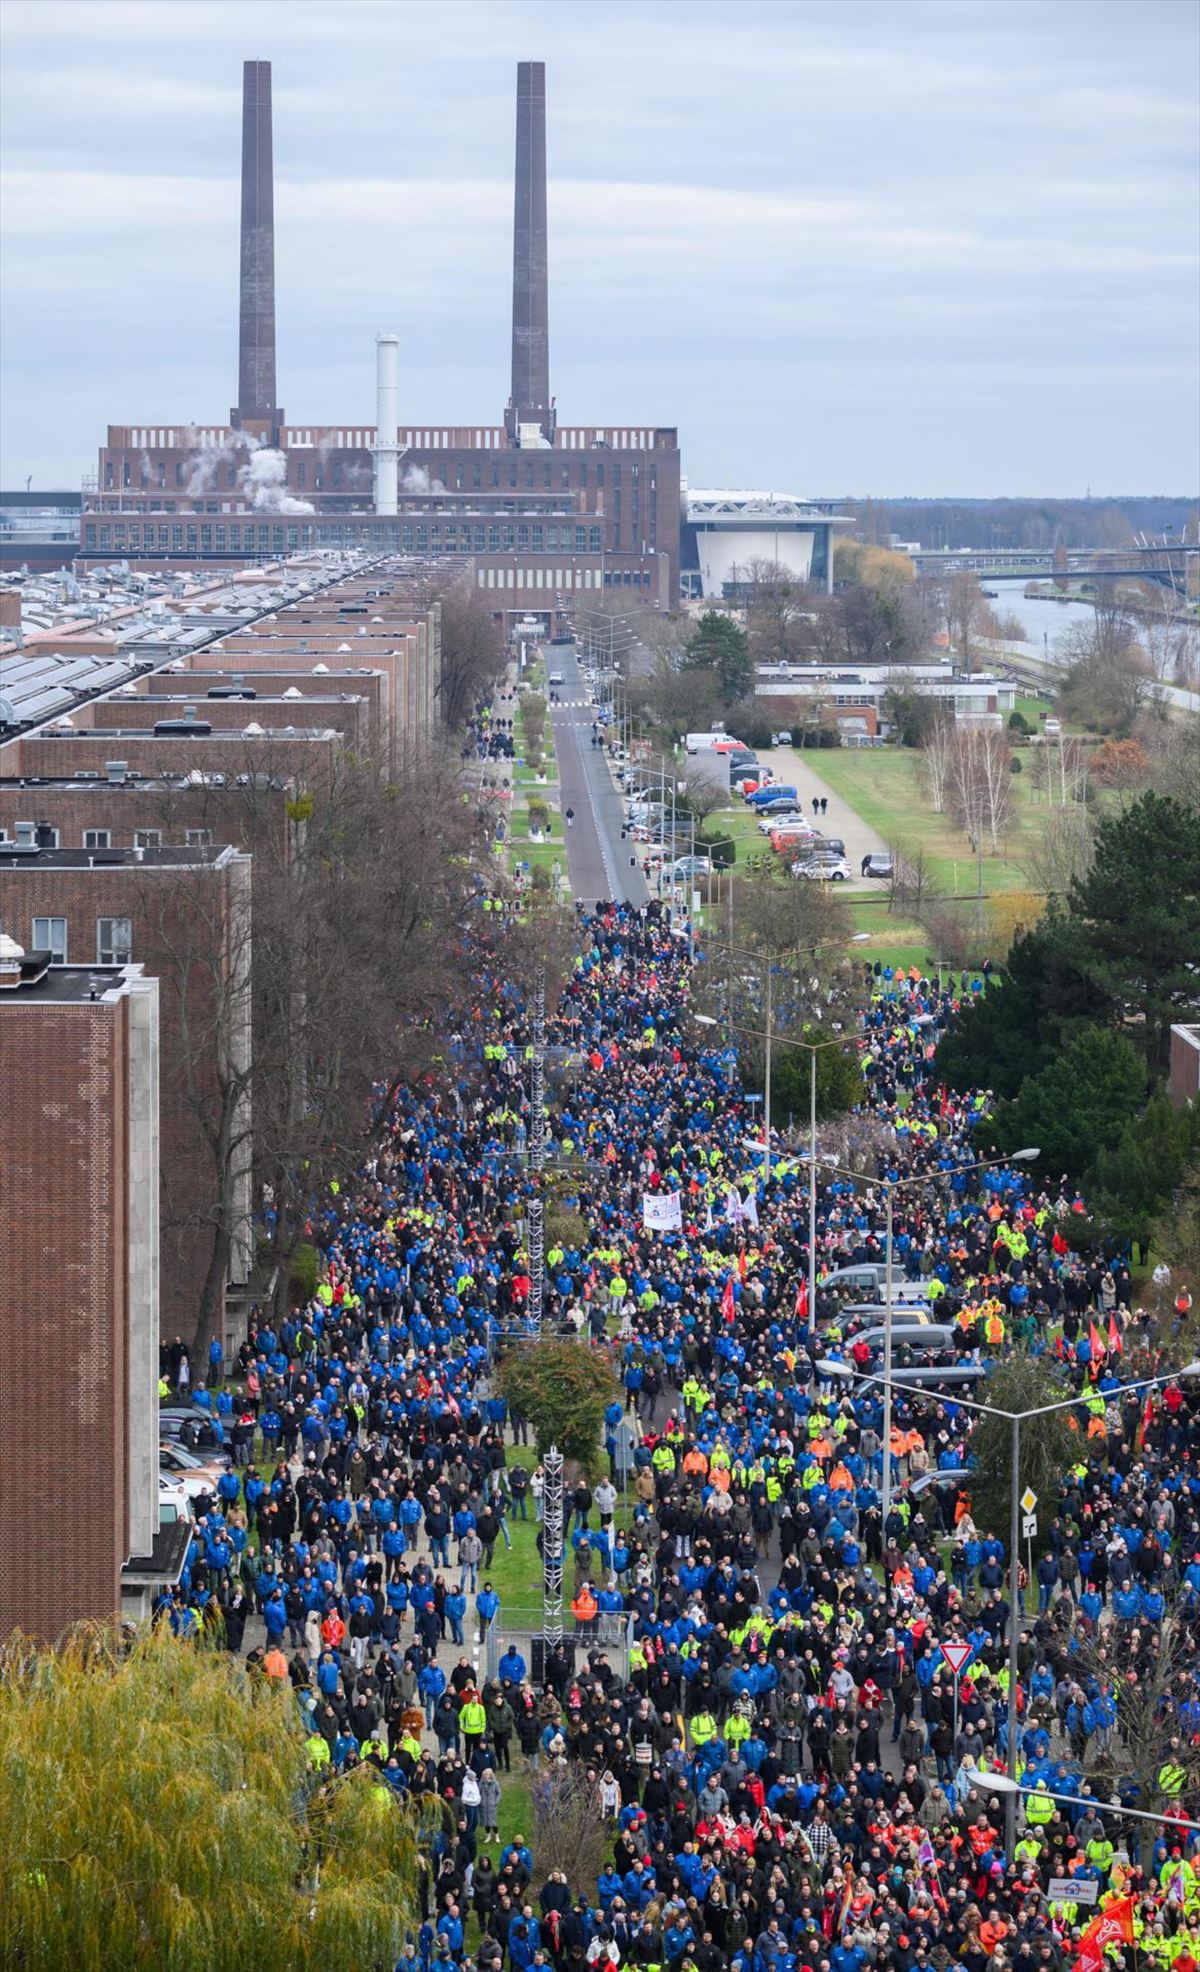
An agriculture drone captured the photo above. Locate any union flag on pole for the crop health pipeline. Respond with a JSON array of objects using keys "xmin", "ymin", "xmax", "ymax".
[
  {"xmin": 1074, "ymin": 1898, "xmax": 1134, "ymax": 1972},
  {"xmin": 720, "ymin": 1275, "xmax": 736, "ymax": 1323},
  {"xmin": 1108, "ymin": 1311, "xmax": 1123, "ymax": 1355},
  {"xmin": 795, "ymin": 1278, "xmax": 809, "ymax": 1324},
  {"xmin": 1088, "ymin": 1318, "xmax": 1106, "ymax": 1361}
]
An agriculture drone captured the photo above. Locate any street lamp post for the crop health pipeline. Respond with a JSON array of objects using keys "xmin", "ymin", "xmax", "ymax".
[
  {"xmin": 840, "ymin": 1359, "xmax": 1200, "ymax": 1851},
  {"xmin": 694, "ymin": 934, "xmax": 867, "ymax": 1197},
  {"xmin": 820, "ymin": 1148, "xmax": 1041, "ymax": 1539}
]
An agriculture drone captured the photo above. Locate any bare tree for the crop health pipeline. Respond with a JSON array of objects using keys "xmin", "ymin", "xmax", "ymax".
[
  {"xmin": 741, "ymin": 557, "xmax": 809, "ymax": 667},
  {"xmin": 1054, "ymin": 599, "xmax": 1163, "ymax": 736},
  {"xmin": 944, "ymin": 573, "xmax": 988, "ymax": 674},
  {"xmin": 888, "ymin": 839, "xmax": 942, "ymax": 915},
  {"xmin": 435, "ymin": 588, "xmax": 507, "ymax": 729},
  {"xmin": 1138, "ymin": 720, "xmax": 1200, "ymax": 809},
  {"xmin": 919, "ymin": 706, "xmax": 957, "ymax": 814},
  {"xmin": 529, "ymin": 1764, "xmax": 609, "ymax": 1894},
  {"xmin": 1062, "ymin": 1602, "xmax": 1200, "ymax": 1867},
  {"xmin": 1019, "ymin": 802, "xmax": 1095, "ymax": 900},
  {"xmin": 947, "ymin": 725, "xmax": 1014, "ymax": 853},
  {"xmin": 131, "ymin": 851, "xmax": 255, "ymax": 1363}
]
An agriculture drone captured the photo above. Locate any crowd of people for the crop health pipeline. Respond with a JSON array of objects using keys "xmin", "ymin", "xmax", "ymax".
[{"xmin": 158, "ymin": 889, "xmax": 1198, "ymax": 1972}]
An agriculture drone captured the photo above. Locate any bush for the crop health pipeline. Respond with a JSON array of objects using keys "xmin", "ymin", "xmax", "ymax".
[
  {"xmin": 1008, "ymin": 711, "xmax": 1032, "ymax": 737},
  {"xmin": 702, "ymin": 833, "xmax": 737, "ymax": 868},
  {"xmin": 546, "ymin": 1207, "xmax": 588, "ymax": 1250},
  {"xmin": 288, "ymin": 1241, "xmax": 321, "ymax": 1304},
  {"xmin": 497, "ymin": 1339, "xmax": 620, "ymax": 1473},
  {"xmin": 527, "ymin": 798, "xmax": 550, "ymax": 835}
]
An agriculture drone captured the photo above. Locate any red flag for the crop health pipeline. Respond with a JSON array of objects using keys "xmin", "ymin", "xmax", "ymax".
[
  {"xmin": 1076, "ymin": 1898, "xmax": 1135, "ymax": 1972},
  {"xmin": 720, "ymin": 1276, "xmax": 736, "ymax": 1323},
  {"xmin": 938, "ymin": 1086, "xmax": 950, "ymax": 1121},
  {"xmin": 1108, "ymin": 1311, "xmax": 1123, "ymax": 1355},
  {"xmin": 738, "ymin": 1249, "xmax": 747, "ymax": 1281},
  {"xmin": 1089, "ymin": 1318, "xmax": 1106, "ymax": 1361},
  {"xmin": 1135, "ymin": 1394, "xmax": 1155, "ymax": 1452},
  {"xmin": 1052, "ymin": 1229, "xmax": 1069, "ymax": 1256},
  {"xmin": 795, "ymin": 1278, "xmax": 809, "ymax": 1324}
]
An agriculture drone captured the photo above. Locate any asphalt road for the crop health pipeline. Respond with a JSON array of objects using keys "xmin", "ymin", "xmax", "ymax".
[{"xmin": 548, "ymin": 646, "xmax": 648, "ymax": 909}]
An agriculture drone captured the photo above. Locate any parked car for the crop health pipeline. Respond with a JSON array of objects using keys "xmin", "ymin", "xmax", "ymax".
[
  {"xmin": 795, "ymin": 854, "xmax": 851, "ymax": 881},
  {"xmin": 839, "ymin": 1302, "xmax": 938, "ymax": 1326},
  {"xmin": 862, "ymin": 852, "xmax": 894, "ymax": 880},
  {"xmin": 772, "ymin": 730, "xmax": 793, "ymax": 746},
  {"xmin": 846, "ymin": 1322, "xmax": 958, "ymax": 1355},
  {"xmin": 755, "ymin": 795, "xmax": 802, "ymax": 818},
  {"xmin": 159, "ymin": 1440, "xmax": 231, "ymax": 1482},
  {"xmin": 907, "ymin": 1466, "xmax": 972, "ymax": 1499},
  {"xmin": 670, "ymin": 855, "xmax": 713, "ymax": 879},
  {"xmin": 746, "ymin": 783, "xmax": 797, "ymax": 808},
  {"xmin": 822, "ymin": 1264, "xmax": 933, "ymax": 1298},
  {"xmin": 158, "ymin": 1408, "xmax": 227, "ymax": 1454},
  {"xmin": 159, "ymin": 1456, "xmax": 221, "ymax": 1505}
]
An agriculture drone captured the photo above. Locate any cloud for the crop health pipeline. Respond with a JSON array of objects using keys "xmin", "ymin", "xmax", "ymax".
[{"xmin": 0, "ymin": 0, "xmax": 1196, "ymax": 494}]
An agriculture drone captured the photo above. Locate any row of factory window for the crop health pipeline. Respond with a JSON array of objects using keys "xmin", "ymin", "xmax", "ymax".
[
  {"xmin": 105, "ymin": 457, "xmax": 657, "ymax": 493},
  {"xmin": 82, "ymin": 521, "xmax": 609, "ymax": 554},
  {"xmin": 476, "ymin": 567, "xmax": 655, "ymax": 592}
]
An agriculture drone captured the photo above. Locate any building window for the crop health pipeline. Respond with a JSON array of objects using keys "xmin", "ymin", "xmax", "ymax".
[
  {"xmin": 83, "ymin": 828, "xmax": 111, "ymax": 850},
  {"xmin": 532, "ymin": 525, "xmax": 543, "ymax": 550},
  {"xmin": 589, "ymin": 526, "xmax": 602, "ymax": 552},
  {"xmin": 32, "ymin": 916, "xmax": 67, "ymax": 962},
  {"xmin": 97, "ymin": 917, "xmax": 132, "ymax": 964},
  {"xmin": 134, "ymin": 829, "xmax": 162, "ymax": 849},
  {"xmin": 185, "ymin": 828, "xmax": 212, "ymax": 847}
]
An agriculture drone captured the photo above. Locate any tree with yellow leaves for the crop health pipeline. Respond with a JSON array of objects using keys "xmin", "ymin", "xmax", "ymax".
[{"xmin": 0, "ymin": 1623, "xmax": 432, "ymax": 1972}]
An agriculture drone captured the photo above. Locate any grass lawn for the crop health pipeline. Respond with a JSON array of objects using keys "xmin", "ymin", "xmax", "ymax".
[
  {"xmin": 1016, "ymin": 692, "xmax": 1055, "ymax": 726},
  {"xmin": 808, "ymin": 748, "xmax": 1046, "ymax": 896}
]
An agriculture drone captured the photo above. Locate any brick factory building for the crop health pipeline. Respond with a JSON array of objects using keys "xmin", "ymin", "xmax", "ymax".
[
  {"xmin": 0, "ymin": 950, "xmax": 166, "ymax": 1640},
  {"xmin": 78, "ymin": 61, "xmax": 682, "ymax": 630}
]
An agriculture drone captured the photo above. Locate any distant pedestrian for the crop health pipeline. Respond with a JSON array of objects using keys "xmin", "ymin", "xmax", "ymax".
[
  {"xmin": 862, "ymin": 854, "xmax": 871, "ymax": 877},
  {"xmin": 812, "ymin": 797, "xmax": 819, "ymax": 817},
  {"xmin": 820, "ymin": 796, "xmax": 828, "ymax": 816}
]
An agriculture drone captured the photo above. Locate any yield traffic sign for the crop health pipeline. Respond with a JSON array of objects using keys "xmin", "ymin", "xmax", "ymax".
[{"xmin": 939, "ymin": 1640, "xmax": 973, "ymax": 1677}]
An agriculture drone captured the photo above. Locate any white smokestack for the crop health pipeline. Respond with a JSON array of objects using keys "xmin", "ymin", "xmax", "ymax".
[{"xmin": 373, "ymin": 333, "xmax": 400, "ymax": 515}]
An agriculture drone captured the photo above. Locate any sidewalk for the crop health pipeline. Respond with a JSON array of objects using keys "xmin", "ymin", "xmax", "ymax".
[{"xmin": 760, "ymin": 742, "xmax": 888, "ymax": 882}]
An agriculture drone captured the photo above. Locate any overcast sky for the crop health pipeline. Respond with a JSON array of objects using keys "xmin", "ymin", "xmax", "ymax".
[{"xmin": 1, "ymin": 0, "xmax": 1196, "ymax": 496}]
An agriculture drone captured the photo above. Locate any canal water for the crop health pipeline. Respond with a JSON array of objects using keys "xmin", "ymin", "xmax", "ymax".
[{"xmin": 984, "ymin": 575, "xmax": 1198, "ymax": 711}]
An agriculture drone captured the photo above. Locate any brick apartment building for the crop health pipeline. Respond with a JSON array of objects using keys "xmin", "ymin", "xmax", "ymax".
[
  {"xmin": 0, "ymin": 951, "xmax": 163, "ymax": 1640},
  {"xmin": 0, "ymin": 845, "xmax": 253, "ymax": 1345}
]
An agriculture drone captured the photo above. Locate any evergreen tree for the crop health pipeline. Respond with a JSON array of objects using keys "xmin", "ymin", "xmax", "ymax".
[
  {"xmin": 932, "ymin": 920, "xmax": 1108, "ymax": 1101},
  {"xmin": 1068, "ymin": 792, "xmax": 1200, "ymax": 1070},
  {"xmin": 682, "ymin": 611, "xmax": 753, "ymax": 708},
  {"xmin": 986, "ymin": 1024, "xmax": 1146, "ymax": 1187}
]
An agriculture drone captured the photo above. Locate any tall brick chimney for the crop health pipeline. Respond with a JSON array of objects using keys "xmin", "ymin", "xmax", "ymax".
[
  {"xmin": 505, "ymin": 61, "xmax": 554, "ymax": 446},
  {"xmin": 233, "ymin": 60, "xmax": 280, "ymax": 435}
]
